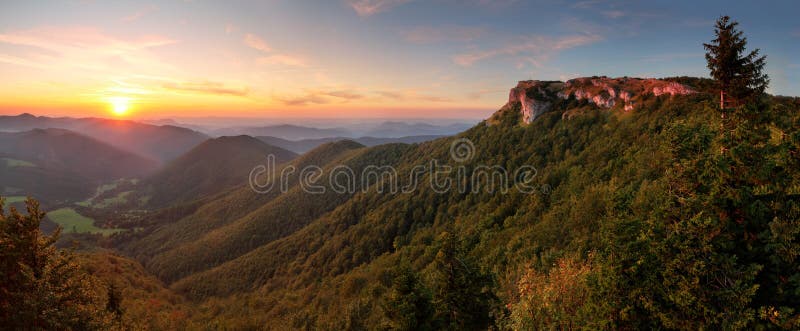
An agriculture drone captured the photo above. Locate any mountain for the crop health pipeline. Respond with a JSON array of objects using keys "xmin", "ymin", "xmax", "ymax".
[
  {"xmin": 104, "ymin": 76, "xmax": 800, "ymax": 328},
  {"xmin": 134, "ymin": 136, "xmax": 297, "ymax": 209},
  {"xmin": 0, "ymin": 114, "xmax": 208, "ymax": 163},
  {"xmin": 211, "ymin": 124, "xmax": 351, "ymax": 140},
  {"xmin": 118, "ymin": 140, "xmax": 366, "ymax": 261},
  {"xmin": 256, "ymin": 135, "xmax": 444, "ymax": 154},
  {"xmin": 213, "ymin": 122, "xmax": 472, "ymax": 141},
  {"xmin": 361, "ymin": 121, "xmax": 473, "ymax": 138},
  {"xmin": 0, "ymin": 128, "xmax": 159, "ymax": 203}
]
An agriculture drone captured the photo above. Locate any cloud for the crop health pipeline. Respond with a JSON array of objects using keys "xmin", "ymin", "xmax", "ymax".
[
  {"xmin": 122, "ymin": 5, "xmax": 158, "ymax": 22},
  {"xmin": 162, "ymin": 81, "xmax": 249, "ymax": 97},
  {"xmin": 0, "ymin": 26, "xmax": 175, "ymax": 72},
  {"xmin": 346, "ymin": 0, "xmax": 412, "ymax": 17},
  {"xmin": 278, "ymin": 89, "xmax": 364, "ymax": 106},
  {"xmin": 244, "ymin": 33, "xmax": 309, "ymax": 67},
  {"xmin": 374, "ymin": 90, "xmax": 452, "ymax": 102},
  {"xmin": 401, "ymin": 25, "xmax": 487, "ymax": 44},
  {"xmin": 570, "ymin": 0, "xmax": 603, "ymax": 9},
  {"xmin": 601, "ymin": 10, "xmax": 626, "ymax": 19},
  {"xmin": 257, "ymin": 54, "xmax": 307, "ymax": 67},
  {"xmin": 244, "ymin": 33, "xmax": 271, "ymax": 53},
  {"xmin": 452, "ymin": 33, "xmax": 602, "ymax": 66}
]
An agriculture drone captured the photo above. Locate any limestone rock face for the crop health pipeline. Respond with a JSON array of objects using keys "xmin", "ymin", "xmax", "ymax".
[
  {"xmin": 508, "ymin": 81, "xmax": 555, "ymax": 123},
  {"xmin": 502, "ymin": 76, "xmax": 695, "ymax": 123}
]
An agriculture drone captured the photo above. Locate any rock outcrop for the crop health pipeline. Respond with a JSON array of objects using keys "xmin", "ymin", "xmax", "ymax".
[{"xmin": 502, "ymin": 77, "xmax": 696, "ymax": 123}]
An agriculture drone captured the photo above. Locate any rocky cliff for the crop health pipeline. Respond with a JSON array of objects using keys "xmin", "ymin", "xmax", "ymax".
[{"xmin": 502, "ymin": 76, "xmax": 696, "ymax": 123}]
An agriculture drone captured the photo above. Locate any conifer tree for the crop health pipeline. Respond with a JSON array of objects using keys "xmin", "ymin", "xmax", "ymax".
[
  {"xmin": 0, "ymin": 198, "xmax": 111, "ymax": 330},
  {"xmin": 704, "ymin": 15, "xmax": 769, "ymax": 106}
]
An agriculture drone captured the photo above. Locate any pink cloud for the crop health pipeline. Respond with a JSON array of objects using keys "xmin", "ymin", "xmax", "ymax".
[
  {"xmin": 453, "ymin": 33, "xmax": 602, "ymax": 66},
  {"xmin": 244, "ymin": 33, "xmax": 271, "ymax": 53},
  {"xmin": 162, "ymin": 81, "xmax": 249, "ymax": 97},
  {"xmin": 278, "ymin": 89, "xmax": 363, "ymax": 106},
  {"xmin": 257, "ymin": 54, "xmax": 307, "ymax": 67},
  {"xmin": 374, "ymin": 90, "xmax": 452, "ymax": 102},
  {"xmin": 0, "ymin": 26, "xmax": 175, "ymax": 71},
  {"xmin": 346, "ymin": 0, "xmax": 412, "ymax": 17}
]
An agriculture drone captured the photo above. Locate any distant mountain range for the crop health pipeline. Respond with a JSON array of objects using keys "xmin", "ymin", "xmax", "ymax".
[
  {"xmin": 0, "ymin": 114, "xmax": 470, "ymax": 155},
  {"xmin": 210, "ymin": 125, "xmax": 351, "ymax": 140},
  {"xmin": 361, "ymin": 121, "xmax": 471, "ymax": 138},
  {"xmin": 0, "ymin": 128, "xmax": 159, "ymax": 204},
  {"xmin": 206, "ymin": 121, "xmax": 472, "ymax": 140},
  {"xmin": 256, "ymin": 135, "xmax": 443, "ymax": 154},
  {"xmin": 0, "ymin": 113, "xmax": 208, "ymax": 163}
]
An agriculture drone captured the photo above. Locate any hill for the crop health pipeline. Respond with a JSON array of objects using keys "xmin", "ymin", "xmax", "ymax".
[
  {"xmin": 0, "ymin": 114, "xmax": 208, "ymax": 163},
  {"xmin": 0, "ymin": 128, "xmax": 159, "ymax": 204},
  {"xmin": 256, "ymin": 135, "xmax": 443, "ymax": 154},
  {"xmin": 362, "ymin": 121, "xmax": 472, "ymax": 138},
  {"xmin": 211, "ymin": 124, "xmax": 350, "ymax": 140},
  {"xmin": 110, "ymin": 76, "xmax": 800, "ymax": 329},
  {"xmin": 137, "ymin": 136, "xmax": 297, "ymax": 208}
]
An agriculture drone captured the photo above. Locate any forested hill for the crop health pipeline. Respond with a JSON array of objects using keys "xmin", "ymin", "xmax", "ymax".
[
  {"xmin": 137, "ymin": 135, "xmax": 297, "ymax": 209},
  {"xmin": 110, "ymin": 76, "xmax": 800, "ymax": 329}
]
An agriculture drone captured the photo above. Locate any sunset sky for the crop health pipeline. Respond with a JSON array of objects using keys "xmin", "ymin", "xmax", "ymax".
[{"xmin": 0, "ymin": 0, "xmax": 798, "ymax": 120}]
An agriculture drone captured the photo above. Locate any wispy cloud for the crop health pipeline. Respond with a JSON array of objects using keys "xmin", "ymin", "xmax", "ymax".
[
  {"xmin": 257, "ymin": 54, "xmax": 307, "ymax": 67},
  {"xmin": 244, "ymin": 33, "xmax": 271, "ymax": 53},
  {"xmin": 452, "ymin": 33, "xmax": 602, "ymax": 66},
  {"xmin": 601, "ymin": 10, "xmax": 626, "ymax": 19},
  {"xmin": 278, "ymin": 89, "xmax": 364, "ymax": 106},
  {"xmin": 0, "ymin": 26, "xmax": 175, "ymax": 72},
  {"xmin": 374, "ymin": 90, "xmax": 452, "ymax": 102},
  {"xmin": 243, "ymin": 33, "xmax": 308, "ymax": 67},
  {"xmin": 122, "ymin": 5, "xmax": 158, "ymax": 22},
  {"xmin": 401, "ymin": 25, "xmax": 487, "ymax": 44},
  {"xmin": 571, "ymin": 0, "xmax": 604, "ymax": 9},
  {"xmin": 346, "ymin": 0, "xmax": 412, "ymax": 17},
  {"xmin": 162, "ymin": 81, "xmax": 249, "ymax": 97}
]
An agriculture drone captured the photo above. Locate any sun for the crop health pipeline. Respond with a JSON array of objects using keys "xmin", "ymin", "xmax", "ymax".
[{"xmin": 108, "ymin": 96, "xmax": 131, "ymax": 116}]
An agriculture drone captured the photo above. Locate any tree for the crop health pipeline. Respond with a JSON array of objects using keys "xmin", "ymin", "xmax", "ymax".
[
  {"xmin": 0, "ymin": 197, "xmax": 111, "ymax": 330},
  {"xmin": 429, "ymin": 232, "xmax": 496, "ymax": 330},
  {"xmin": 704, "ymin": 15, "xmax": 769, "ymax": 106},
  {"xmin": 105, "ymin": 281, "xmax": 124, "ymax": 321},
  {"xmin": 382, "ymin": 264, "xmax": 434, "ymax": 331}
]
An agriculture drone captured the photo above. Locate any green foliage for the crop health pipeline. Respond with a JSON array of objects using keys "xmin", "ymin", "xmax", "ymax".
[
  {"xmin": 428, "ymin": 232, "xmax": 497, "ymax": 330},
  {"xmin": 382, "ymin": 264, "xmax": 434, "ymax": 330},
  {"xmin": 0, "ymin": 197, "xmax": 113, "ymax": 330}
]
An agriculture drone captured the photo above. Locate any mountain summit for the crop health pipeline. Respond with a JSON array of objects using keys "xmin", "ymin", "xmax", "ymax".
[{"xmin": 501, "ymin": 77, "xmax": 697, "ymax": 123}]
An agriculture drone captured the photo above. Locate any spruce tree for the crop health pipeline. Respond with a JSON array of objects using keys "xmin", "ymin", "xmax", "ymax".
[
  {"xmin": 0, "ymin": 198, "xmax": 111, "ymax": 330},
  {"xmin": 704, "ymin": 15, "xmax": 769, "ymax": 106}
]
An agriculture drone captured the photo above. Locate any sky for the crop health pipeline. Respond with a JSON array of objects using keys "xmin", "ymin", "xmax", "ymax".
[{"xmin": 0, "ymin": 0, "xmax": 797, "ymax": 120}]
